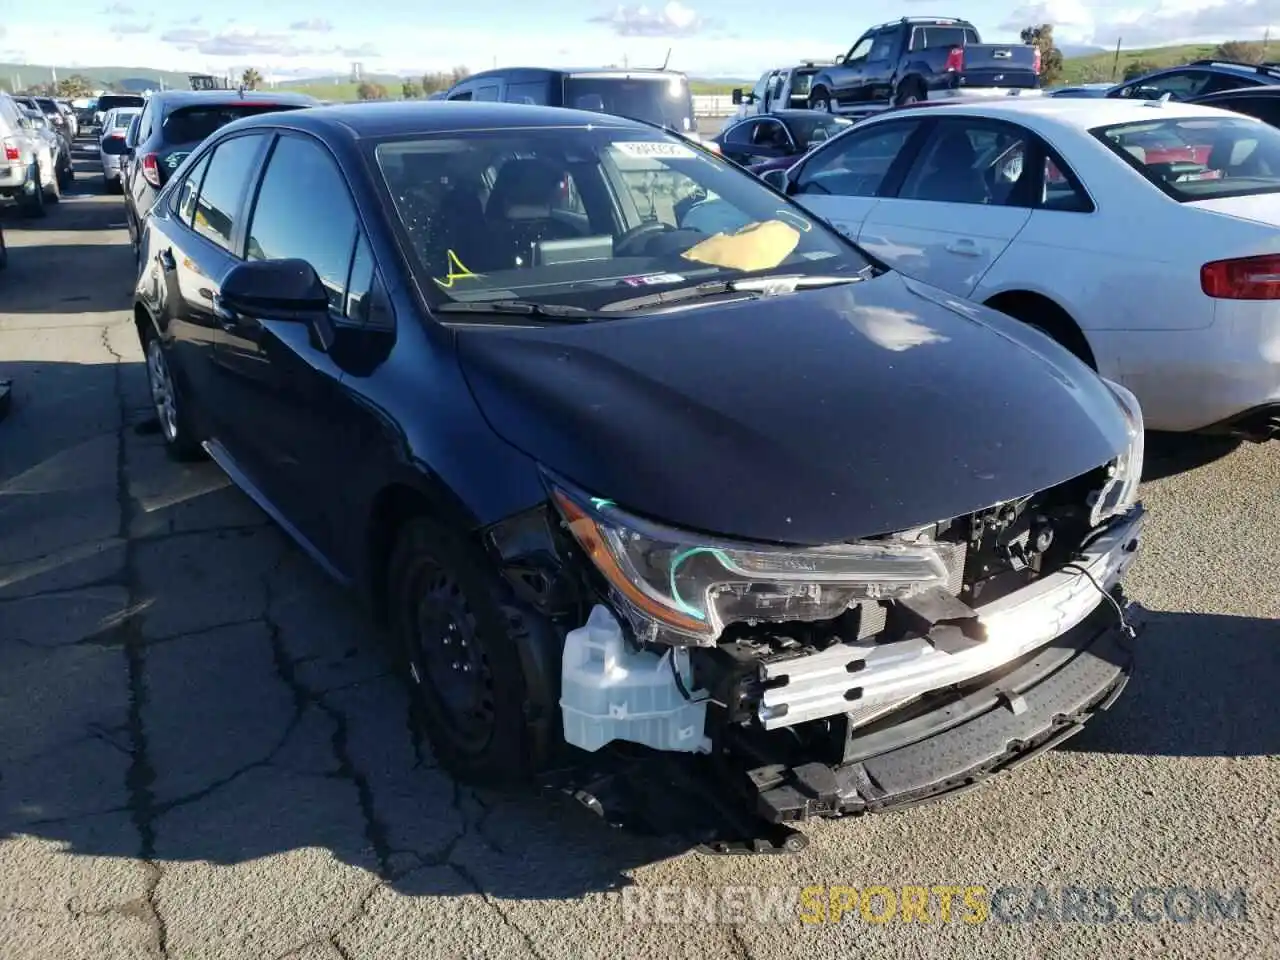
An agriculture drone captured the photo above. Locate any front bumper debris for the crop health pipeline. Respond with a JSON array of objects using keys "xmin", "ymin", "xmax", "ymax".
[
  {"xmin": 545, "ymin": 588, "xmax": 1144, "ymax": 854},
  {"xmin": 758, "ymin": 506, "xmax": 1145, "ymax": 729}
]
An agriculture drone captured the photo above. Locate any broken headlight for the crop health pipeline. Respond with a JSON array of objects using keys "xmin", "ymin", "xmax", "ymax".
[
  {"xmin": 550, "ymin": 484, "xmax": 954, "ymax": 645},
  {"xmin": 1090, "ymin": 379, "xmax": 1145, "ymax": 527}
]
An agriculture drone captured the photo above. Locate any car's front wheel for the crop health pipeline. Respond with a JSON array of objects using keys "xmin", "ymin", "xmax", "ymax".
[
  {"xmin": 809, "ymin": 88, "xmax": 835, "ymax": 112},
  {"xmin": 142, "ymin": 330, "xmax": 204, "ymax": 460},
  {"xmin": 386, "ymin": 514, "xmax": 556, "ymax": 787}
]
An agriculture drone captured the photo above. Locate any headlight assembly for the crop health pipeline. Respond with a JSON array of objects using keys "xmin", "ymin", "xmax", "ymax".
[
  {"xmin": 549, "ymin": 484, "xmax": 956, "ymax": 645},
  {"xmin": 1090, "ymin": 379, "xmax": 1145, "ymax": 527}
]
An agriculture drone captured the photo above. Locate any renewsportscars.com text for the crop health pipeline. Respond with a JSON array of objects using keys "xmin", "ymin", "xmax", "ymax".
[{"xmin": 616, "ymin": 884, "xmax": 1250, "ymax": 925}]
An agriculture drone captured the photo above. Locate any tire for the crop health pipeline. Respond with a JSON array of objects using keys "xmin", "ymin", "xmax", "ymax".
[
  {"xmin": 986, "ymin": 294, "xmax": 1096, "ymax": 369},
  {"xmin": 43, "ymin": 171, "xmax": 60, "ymax": 205},
  {"xmin": 809, "ymin": 88, "xmax": 834, "ymax": 113},
  {"xmin": 58, "ymin": 164, "xmax": 73, "ymax": 190},
  {"xmin": 386, "ymin": 514, "xmax": 556, "ymax": 787},
  {"xmin": 0, "ymin": 228, "xmax": 7, "ymax": 271},
  {"xmin": 20, "ymin": 167, "xmax": 46, "ymax": 218},
  {"xmin": 141, "ymin": 327, "xmax": 205, "ymax": 461},
  {"xmin": 894, "ymin": 80, "xmax": 925, "ymax": 106}
]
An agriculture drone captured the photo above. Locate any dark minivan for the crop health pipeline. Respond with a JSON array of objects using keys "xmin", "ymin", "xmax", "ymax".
[
  {"xmin": 131, "ymin": 101, "xmax": 1146, "ymax": 854},
  {"xmin": 444, "ymin": 67, "xmax": 698, "ymax": 135}
]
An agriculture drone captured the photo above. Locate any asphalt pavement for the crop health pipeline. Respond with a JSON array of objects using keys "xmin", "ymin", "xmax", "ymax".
[{"xmin": 0, "ymin": 134, "xmax": 1277, "ymax": 960}]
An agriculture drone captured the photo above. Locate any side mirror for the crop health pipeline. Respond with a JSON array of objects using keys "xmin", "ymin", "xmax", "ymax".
[
  {"xmin": 218, "ymin": 259, "xmax": 336, "ymax": 349},
  {"xmin": 835, "ymin": 53, "xmax": 846, "ymax": 64},
  {"xmin": 761, "ymin": 169, "xmax": 789, "ymax": 191},
  {"xmin": 100, "ymin": 137, "xmax": 129, "ymax": 155},
  {"xmin": 731, "ymin": 88, "xmax": 743, "ymax": 105}
]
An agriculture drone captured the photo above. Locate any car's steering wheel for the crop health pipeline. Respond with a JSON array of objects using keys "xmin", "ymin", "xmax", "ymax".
[{"xmin": 614, "ymin": 220, "xmax": 675, "ymax": 256}]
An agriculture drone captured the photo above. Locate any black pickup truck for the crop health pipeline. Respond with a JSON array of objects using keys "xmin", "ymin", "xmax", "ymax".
[{"xmin": 807, "ymin": 16, "xmax": 1040, "ymax": 113}]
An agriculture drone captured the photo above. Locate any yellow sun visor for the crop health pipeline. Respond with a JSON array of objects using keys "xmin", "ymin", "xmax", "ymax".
[{"xmin": 680, "ymin": 220, "xmax": 801, "ymax": 273}]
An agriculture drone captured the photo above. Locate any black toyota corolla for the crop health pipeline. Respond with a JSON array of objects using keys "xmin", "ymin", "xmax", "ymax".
[{"xmin": 132, "ymin": 102, "xmax": 1146, "ymax": 853}]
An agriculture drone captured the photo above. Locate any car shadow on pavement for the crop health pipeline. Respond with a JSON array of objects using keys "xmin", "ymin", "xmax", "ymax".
[
  {"xmin": 1142, "ymin": 432, "xmax": 1243, "ymax": 482},
  {"xmin": 0, "ymin": 356, "xmax": 687, "ymax": 902},
  {"xmin": 1068, "ymin": 606, "xmax": 1279, "ymax": 759}
]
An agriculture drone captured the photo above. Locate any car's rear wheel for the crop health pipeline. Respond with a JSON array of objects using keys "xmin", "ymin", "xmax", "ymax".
[
  {"xmin": 809, "ymin": 88, "xmax": 834, "ymax": 112},
  {"xmin": 386, "ymin": 514, "xmax": 555, "ymax": 786},
  {"xmin": 142, "ymin": 329, "xmax": 204, "ymax": 460},
  {"xmin": 0, "ymin": 227, "xmax": 8, "ymax": 271},
  {"xmin": 43, "ymin": 170, "xmax": 60, "ymax": 204}
]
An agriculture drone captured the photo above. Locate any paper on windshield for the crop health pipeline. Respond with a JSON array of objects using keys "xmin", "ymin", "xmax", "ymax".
[
  {"xmin": 680, "ymin": 220, "xmax": 801, "ymax": 273},
  {"xmin": 613, "ymin": 141, "xmax": 697, "ymax": 160}
]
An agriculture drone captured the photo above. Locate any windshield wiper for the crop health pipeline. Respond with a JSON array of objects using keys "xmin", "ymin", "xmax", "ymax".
[
  {"xmin": 434, "ymin": 300, "xmax": 596, "ymax": 322},
  {"xmin": 599, "ymin": 274, "xmax": 865, "ymax": 313}
]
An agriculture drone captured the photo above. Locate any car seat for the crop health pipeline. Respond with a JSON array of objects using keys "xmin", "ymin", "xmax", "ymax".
[
  {"xmin": 911, "ymin": 131, "xmax": 989, "ymax": 203},
  {"xmin": 484, "ymin": 158, "xmax": 582, "ymax": 269}
]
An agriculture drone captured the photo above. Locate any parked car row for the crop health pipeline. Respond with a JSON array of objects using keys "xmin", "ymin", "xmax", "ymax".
[{"xmin": 0, "ymin": 91, "xmax": 71, "ymax": 216}]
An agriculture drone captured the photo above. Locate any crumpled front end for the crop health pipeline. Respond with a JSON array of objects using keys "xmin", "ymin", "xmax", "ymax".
[{"xmin": 538, "ymin": 381, "xmax": 1146, "ymax": 846}]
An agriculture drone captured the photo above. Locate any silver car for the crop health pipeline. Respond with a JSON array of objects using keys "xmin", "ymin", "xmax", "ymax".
[
  {"xmin": 99, "ymin": 107, "xmax": 140, "ymax": 193},
  {"xmin": 0, "ymin": 92, "xmax": 60, "ymax": 217},
  {"xmin": 20, "ymin": 108, "xmax": 73, "ymax": 191}
]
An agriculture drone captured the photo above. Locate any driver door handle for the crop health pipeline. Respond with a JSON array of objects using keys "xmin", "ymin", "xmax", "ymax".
[{"xmin": 212, "ymin": 295, "xmax": 242, "ymax": 331}]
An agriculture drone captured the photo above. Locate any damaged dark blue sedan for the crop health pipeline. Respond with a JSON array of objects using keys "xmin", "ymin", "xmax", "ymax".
[{"xmin": 131, "ymin": 101, "xmax": 1146, "ymax": 854}]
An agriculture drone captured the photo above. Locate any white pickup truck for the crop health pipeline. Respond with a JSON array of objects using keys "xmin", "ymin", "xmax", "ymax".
[{"xmin": 729, "ymin": 62, "xmax": 833, "ymax": 121}]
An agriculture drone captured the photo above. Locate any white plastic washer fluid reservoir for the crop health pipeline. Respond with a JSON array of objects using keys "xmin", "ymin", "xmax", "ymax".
[{"xmin": 560, "ymin": 605, "xmax": 713, "ymax": 754}]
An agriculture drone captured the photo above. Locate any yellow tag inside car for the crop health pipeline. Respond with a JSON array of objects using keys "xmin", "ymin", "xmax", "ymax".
[{"xmin": 681, "ymin": 219, "xmax": 801, "ymax": 273}]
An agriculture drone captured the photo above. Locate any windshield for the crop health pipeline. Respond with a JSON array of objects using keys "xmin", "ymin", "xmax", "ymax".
[
  {"xmin": 162, "ymin": 103, "xmax": 307, "ymax": 144},
  {"xmin": 375, "ymin": 127, "xmax": 864, "ymax": 312},
  {"xmin": 563, "ymin": 75, "xmax": 695, "ymax": 133},
  {"xmin": 1093, "ymin": 115, "xmax": 1280, "ymax": 201}
]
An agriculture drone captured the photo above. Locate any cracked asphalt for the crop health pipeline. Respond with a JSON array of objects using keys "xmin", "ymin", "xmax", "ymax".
[{"xmin": 1, "ymin": 136, "xmax": 1277, "ymax": 960}]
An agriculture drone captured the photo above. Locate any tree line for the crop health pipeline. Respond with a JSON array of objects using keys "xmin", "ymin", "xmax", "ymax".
[{"xmin": 358, "ymin": 66, "xmax": 472, "ymax": 101}]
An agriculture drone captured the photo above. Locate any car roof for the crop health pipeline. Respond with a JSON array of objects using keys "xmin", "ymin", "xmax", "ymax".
[
  {"xmin": 225, "ymin": 100, "xmax": 647, "ymax": 140},
  {"xmin": 145, "ymin": 89, "xmax": 318, "ymax": 109},
  {"xmin": 878, "ymin": 96, "xmax": 1245, "ymax": 131},
  {"xmin": 1193, "ymin": 83, "xmax": 1280, "ymax": 100},
  {"xmin": 1142, "ymin": 60, "xmax": 1277, "ymax": 81}
]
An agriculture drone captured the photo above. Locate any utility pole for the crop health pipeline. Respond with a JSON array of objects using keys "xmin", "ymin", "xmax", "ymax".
[
  {"xmin": 1111, "ymin": 36, "xmax": 1122, "ymax": 80},
  {"xmin": 622, "ymin": 53, "xmax": 629, "ymax": 69},
  {"xmin": 1264, "ymin": 26, "xmax": 1271, "ymax": 61}
]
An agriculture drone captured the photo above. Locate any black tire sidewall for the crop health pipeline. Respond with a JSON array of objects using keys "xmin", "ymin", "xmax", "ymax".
[
  {"xmin": 142, "ymin": 327, "xmax": 205, "ymax": 460},
  {"xmin": 386, "ymin": 514, "xmax": 552, "ymax": 786}
]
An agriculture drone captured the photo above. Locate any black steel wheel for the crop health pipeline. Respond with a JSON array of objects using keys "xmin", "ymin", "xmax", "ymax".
[{"xmin": 386, "ymin": 515, "xmax": 557, "ymax": 786}]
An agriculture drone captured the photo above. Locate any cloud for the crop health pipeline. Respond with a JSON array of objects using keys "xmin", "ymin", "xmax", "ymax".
[
  {"xmin": 160, "ymin": 27, "xmax": 210, "ymax": 49},
  {"xmin": 589, "ymin": 1, "xmax": 708, "ymax": 37},
  {"xmin": 110, "ymin": 22, "xmax": 152, "ymax": 36},
  {"xmin": 101, "ymin": 2, "xmax": 134, "ymax": 13},
  {"xmin": 159, "ymin": 25, "xmax": 321, "ymax": 58},
  {"xmin": 1003, "ymin": 0, "xmax": 1280, "ymax": 48},
  {"xmin": 290, "ymin": 18, "xmax": 333, "ymax": 32},
  {"xmin": 337, "ymin": 42, "xmax": 380, "ymax": 58}
]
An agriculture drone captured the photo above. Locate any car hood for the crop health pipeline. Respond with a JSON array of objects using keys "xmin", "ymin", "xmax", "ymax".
[{"xmin": 454, "ymin": 272, "xmax": 1131, "ymax": 545}]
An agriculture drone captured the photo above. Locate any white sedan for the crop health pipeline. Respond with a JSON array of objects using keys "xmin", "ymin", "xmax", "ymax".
[
  {"xmin": 767, "ymin": 97, "xmax": 1280, "ymax": 438},
  {"xmin": 98, "ymin": 107, "xmax": 140, "ymax": 193}
]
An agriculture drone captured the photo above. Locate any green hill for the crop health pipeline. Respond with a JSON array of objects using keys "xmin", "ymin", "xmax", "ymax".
[{"xmin": 1056, "ymin": 42, "xmax": 1235, "ymax": 85}]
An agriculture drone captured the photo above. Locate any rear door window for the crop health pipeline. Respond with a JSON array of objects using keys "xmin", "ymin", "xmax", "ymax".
[
  {"xmin": 1211, "ymin": 95, "xmax": 1280, "ymax": 128},
  {"xmin": 504, "ymin": 81, "xmax": 548, "ymax": 105}
]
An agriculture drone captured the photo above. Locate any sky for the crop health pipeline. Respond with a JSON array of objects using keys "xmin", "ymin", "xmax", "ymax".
[{"xmin": 1, "ymin": 0, "xmax": 1278, "ymax": 81}]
